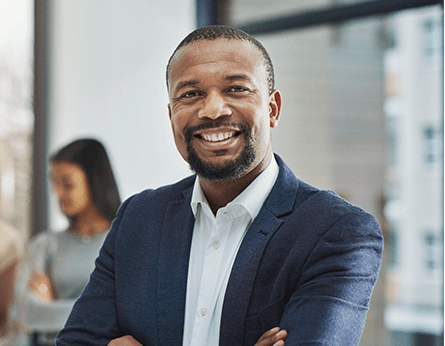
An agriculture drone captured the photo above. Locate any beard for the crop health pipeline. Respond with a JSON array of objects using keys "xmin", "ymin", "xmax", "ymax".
[{"xmin": 184, "ymin": 122, "xmax": 255, "ymax": 181}]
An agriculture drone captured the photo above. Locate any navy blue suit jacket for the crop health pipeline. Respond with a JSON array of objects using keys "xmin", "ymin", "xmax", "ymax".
[{"xmin": 56, "ymin": 155, "xmax": 383, "ymax": 346}]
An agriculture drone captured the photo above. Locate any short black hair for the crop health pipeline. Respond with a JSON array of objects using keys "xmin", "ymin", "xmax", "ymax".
[
  {"xmin": 166, "ymin": 25, "xmax": 275, "ymax": 94},
  {"xmin": 50, "ymin": 138, "xmax": 121, "ymax": 222}
]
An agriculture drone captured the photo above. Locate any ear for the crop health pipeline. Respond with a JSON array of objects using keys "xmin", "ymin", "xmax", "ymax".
[{"xmin": 268, "ymin": 89, "xmax": 282, "ymax": 128}]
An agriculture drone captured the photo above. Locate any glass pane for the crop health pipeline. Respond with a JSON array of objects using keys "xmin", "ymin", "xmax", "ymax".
[
  {"xmin": 232, "ymin": 3, "xmax": 443, "ymax": 345},
  {"xmin": 382, "ymin": 6, "xmax": 443, "ymax": 343},
  {"xmin": 0, "ymin": 1, "xmax": 34, "ymax": 238},
  {"xmin": 230, "ymin": 0, "xmax": 330, "ymax": 25},
  {"xmin": 230, "ymin": 0, "xmax": 383, "ymax": 27}
]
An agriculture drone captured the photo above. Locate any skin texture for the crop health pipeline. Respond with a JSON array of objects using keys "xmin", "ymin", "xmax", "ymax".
[
  {"xmin": 168, "ymin": 39, "xmax": 282, "ymax": 213},
  {"xmin": 28, "ymin": 161, "xmax": 111, "ymax": 301}
]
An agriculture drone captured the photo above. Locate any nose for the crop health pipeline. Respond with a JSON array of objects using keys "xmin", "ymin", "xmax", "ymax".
[{"xmin": 198, "ymin": 90, "xmax": 232, "ymax": 120}]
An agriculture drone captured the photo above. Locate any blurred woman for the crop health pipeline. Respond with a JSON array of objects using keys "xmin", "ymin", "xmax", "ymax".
[{"xmin": 22, "ymin": 138, "xmax": 121, "ymax": 345}]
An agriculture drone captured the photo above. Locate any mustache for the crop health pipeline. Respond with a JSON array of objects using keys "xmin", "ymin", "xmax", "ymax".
[{"xmin": 184, "ymin": 122, "xmax": 250, "ymax": 144}]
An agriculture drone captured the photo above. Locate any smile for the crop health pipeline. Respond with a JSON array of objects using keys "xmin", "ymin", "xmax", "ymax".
[{"xmin": 200, "ymin": 131, "xmax": 236, "ymax": 143}]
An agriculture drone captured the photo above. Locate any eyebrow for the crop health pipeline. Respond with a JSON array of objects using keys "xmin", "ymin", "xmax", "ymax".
[
  {"xmin": 173, "ymin": 74, "xmax": 253, "ymax": 93},
  {"xmin": 174, "ymin": 80, "xmax": 199, "ymax": 93},
  {"xmin": 224, "ymin": 74, "xmax": 253, "ymax": 83}
]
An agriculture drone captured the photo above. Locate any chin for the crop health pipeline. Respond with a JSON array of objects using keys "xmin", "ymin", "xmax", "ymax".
[
  {"xmin": 61, "ymin": 208, "xmax": 75, "ymax": 217},
  {"xmin": 189, "ymin": 151, "xmax": 255, "ymax": 181}
]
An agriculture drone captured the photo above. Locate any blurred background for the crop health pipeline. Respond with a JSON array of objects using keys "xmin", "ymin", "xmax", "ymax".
[{"xmin": 0, "ymin": 0, "xmax": 443, "ymax": 345}]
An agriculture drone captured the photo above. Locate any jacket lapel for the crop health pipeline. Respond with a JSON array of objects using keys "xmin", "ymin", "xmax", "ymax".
[
  {"xmin": 220, "ymin": 155, "xmax": 299, "ymax": 346},
  {"xmin": 157, "ymin": 185, "xmax": 195, "ymax": 346}
]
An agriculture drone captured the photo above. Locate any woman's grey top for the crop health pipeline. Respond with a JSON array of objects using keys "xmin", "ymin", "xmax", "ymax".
[{"xmin": 22, "ymin": 229, "xmax": 109, "ymax": 332}]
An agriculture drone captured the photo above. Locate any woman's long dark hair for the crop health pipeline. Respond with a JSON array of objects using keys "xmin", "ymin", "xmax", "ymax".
[{"xmin": 50, "ymin": 138, "xmax": 121, "ymax": 222}]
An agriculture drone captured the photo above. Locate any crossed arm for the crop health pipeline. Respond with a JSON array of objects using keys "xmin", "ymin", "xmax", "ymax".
[
  {"xmin": 28, "ymin": 271, "xmax": 289, "ymax": 345},
  {"xmin": 56, "ymin": 195, "xmax": 383, "ymax": 345},
  {"xmin": 107, "ymin": 328, "xmax": 288, "ymax": 346}
]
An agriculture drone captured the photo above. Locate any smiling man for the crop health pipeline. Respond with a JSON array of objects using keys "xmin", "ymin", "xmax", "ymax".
[
  {"xmin": 56, "ymin": 26, "xmax": 383, "ymax": 346},
  {"xmin": 167, "ymin": 36, "xmax": 281, "ymax": 213}
]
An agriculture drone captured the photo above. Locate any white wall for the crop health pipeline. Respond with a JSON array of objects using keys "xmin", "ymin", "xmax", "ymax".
[{"xmin": 47, "ymin": 0, "xmax": 195, "ymax": 228}]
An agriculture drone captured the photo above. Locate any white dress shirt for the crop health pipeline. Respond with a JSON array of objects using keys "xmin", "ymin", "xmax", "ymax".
[{"xmin": 183, "ymin": 156, "xmax": 279, "ymax": 346}]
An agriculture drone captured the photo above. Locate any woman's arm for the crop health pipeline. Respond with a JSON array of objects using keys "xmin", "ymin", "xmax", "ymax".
[{"xmin": 27, "ymin": 271, "xmax": 55, "ymax": 302}]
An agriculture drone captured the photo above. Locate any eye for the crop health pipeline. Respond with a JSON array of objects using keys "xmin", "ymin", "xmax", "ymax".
[
  {"xmin": 181, "ymin": 91, "xmax": 199, "ymax": 98},
  {"xmin": 60, "ymin": 183, "xmax": 73, "ymax": 190},
  {"xmin": 61, "ymin": 178, "xmax": 74, "ymax": 190},
  {"xmin": 229, "ymin": 86, "xmax": 248, "ymax": 93}
]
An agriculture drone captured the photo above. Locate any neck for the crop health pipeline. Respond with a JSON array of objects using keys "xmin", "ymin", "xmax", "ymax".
[
  {"xmin": 69, "ymin": 206, "xmax": 111, "ymax": 237},
  {"xmin": 199, "ymin": 151, "xmax": 272, "ymax": 214}
]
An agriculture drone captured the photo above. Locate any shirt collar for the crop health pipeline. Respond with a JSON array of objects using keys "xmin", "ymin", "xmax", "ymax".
[{"xmin": 191, "ymin": 155, "xmax": 279, "ymax": 220}]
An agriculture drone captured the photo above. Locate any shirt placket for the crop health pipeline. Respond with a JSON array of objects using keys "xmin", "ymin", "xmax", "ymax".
[{"xmin": 190, "ymin": 210, "xmax": 232, "ymax": 345}]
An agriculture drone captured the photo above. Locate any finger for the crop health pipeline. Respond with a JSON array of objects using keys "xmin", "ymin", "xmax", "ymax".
[
  {"xmin": 257, "ymin": 327, "xmax": 280, "ymax": 342},
  {"xmin": 108, "ymin": 335, "xmax": 142, "ymax": 346},
  {"xmin": 276, "ymin": 329, "xmax": 288, "ymax": 341},
  {"xmin": 35, "ymin": 271, "xmax": 51, "ymax": 285},
  {"xmin": 28, "ymin": 277, "xmax": 40, "ymax": 291},
  {"xmin": 28, "ymin": 272, "xmax": 45, "ymax": 287},
  {"xmin": 255, "ymin": 327, "xmax": 286, "ymax": 346},
  {"xmin": 28, "ymin": 274, "xmax": 47, "ymax": 292},
  {"xmin": 256, "ymin": 327, "xmax": 280, "ymax": 346},
  {"xmin": 28, "ymin": 272, "xmax": 38, "ymax": 283}
]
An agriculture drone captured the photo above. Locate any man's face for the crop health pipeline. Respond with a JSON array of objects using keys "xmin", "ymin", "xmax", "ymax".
[{"xmin": 168, "ymin": 39, "xmax": 281, "ymax": 181}]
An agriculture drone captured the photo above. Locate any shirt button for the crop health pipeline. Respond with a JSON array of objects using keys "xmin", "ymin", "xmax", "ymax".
[
  {"xmin": 212, "ymin": 241, "xmax": 220, "ymax": 249},
  {"xmin": 200, "ymin": 307, "xmax": 207, "ymax": 316}
]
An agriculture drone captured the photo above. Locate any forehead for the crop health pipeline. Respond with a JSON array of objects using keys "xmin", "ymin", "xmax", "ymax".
[
  {"xmin": 51, "ymin": 162, "xmax": 85, "ymax": 178},
  {"xmin": 168, "ymin": 39, "xmax": 266, "ymax": 87}
]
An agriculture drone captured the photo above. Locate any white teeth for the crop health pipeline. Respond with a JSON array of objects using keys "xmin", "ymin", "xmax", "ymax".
[{"xmin": 202, "ymin": 131, "xmax": 234, "ymax": 142}]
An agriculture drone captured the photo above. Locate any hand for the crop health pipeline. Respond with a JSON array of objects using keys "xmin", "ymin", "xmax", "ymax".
[
  {"xmin": 108, "ymin": 335, "xmax": 142, "ymax": 346},
  {"xmin": 27, "ymin": 271, "xmax": 55, "ymax": 302},
  {"xmin": 255, "ymin": 327, "xmax": 288, "ymax": 346}
]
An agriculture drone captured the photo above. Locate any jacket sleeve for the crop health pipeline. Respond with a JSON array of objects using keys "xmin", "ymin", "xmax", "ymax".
[
  {"xmin": 55, "ymin": 197, "xmax": 133, "ymax": 346},
  {"xmin": 279, "ymin": 209, "xmax": 383, "ymax": 346}
]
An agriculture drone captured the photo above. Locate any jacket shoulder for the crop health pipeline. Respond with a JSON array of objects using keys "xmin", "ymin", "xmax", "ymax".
[{"xmin": 116, "ymin": 175, "xmax": 195, "ymax": 218}]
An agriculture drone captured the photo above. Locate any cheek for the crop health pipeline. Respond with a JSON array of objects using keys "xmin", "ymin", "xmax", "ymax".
[
  {"xmin": 171, "ymin": 118, "xmax": 183, "ymax": 140},
  {"xmin": 250, "ymin": 113, "xmax": 270, "ymax": 139},
  {"xmin": 170, "ymin": 115, "xmax": 188, "ymax": 152},
  {"xmin": 71, "ymin": 184, "xmax": 92, "ymax": 207},
  {"xmin": 249, "ymin": 118, "xmax": 272, "ymax": 154}
]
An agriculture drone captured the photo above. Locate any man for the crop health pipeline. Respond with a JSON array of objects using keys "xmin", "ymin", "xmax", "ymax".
[{"xmin": 56, "ymin": 26, "xmax": 383, "ymax": 346}]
